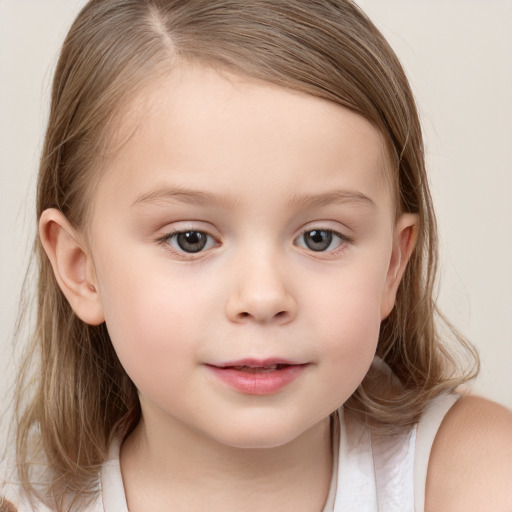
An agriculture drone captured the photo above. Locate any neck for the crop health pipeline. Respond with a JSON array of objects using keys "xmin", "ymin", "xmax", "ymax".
[{"xmin": 120, "ymin": 411, "xmax": 334, "ymax": 512}]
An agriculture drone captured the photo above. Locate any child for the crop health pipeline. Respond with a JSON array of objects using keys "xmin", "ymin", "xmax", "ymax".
[{"xmin": 2, "ymin": 0, "xmax": 512, "ymax": 511}]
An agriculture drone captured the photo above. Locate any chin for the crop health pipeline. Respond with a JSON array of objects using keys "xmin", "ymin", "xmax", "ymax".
[
  {"xmin": 205, "ymin": 414, "xmax": 326, "ymax": 451},
  {"xmin": 215, "ymin": 431, "xmax": 300, "ymax": 450}
]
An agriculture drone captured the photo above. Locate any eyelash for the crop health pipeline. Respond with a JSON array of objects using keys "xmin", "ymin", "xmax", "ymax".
[
  {"xmin": 295, "ymin": 227, "xmax": 351, "ymax": 255},
  {"xmin": 157, "ymin": 228, "xmax": 218, "ymax": 256},
  {"xmin": 156, "ymin": 226, "xmax": 352, "ymax": 257}
]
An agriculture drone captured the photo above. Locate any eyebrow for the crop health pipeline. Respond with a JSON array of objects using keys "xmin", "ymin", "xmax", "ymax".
[
  {"xmin": 131, "ymin": 186, "xmax": 239, "ymax": 209},
  {"xmin": 287, "ymin": 190, "xmax": 376, "ymax": 210},
  {"xmin": 131, "ymin": 186, "xmax": 376, "ymax": 210}
]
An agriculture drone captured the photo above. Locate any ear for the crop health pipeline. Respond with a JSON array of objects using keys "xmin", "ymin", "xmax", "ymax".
[
  {"xmin": 39, "ymin": 208, "xmax": 105, "ymax": 325},
  {"xmin": 380, "ymin": 213, "xmax": 419, "ymax": 320}
]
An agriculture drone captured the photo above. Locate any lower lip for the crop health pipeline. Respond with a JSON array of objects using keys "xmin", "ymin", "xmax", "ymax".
[{"xmin": 206, "ymin": 364, "xmax": 307, "ymax": 395}]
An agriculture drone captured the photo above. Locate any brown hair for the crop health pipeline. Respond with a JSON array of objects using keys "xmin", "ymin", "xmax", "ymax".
[{"xmin": 13, "ymin": 0, "xmax": 478, "ymax": 509}]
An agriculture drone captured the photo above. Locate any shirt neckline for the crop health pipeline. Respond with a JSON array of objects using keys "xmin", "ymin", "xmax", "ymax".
[{"xmin": 101, "ymin": 412, "xmax": 342, "ymax": 512}]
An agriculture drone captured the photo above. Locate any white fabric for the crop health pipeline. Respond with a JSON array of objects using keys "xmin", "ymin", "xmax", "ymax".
[
  {"xmin": 97, "ymin": 393, "xmax": 458, "ymax": 512},
  {"xmin": 329, "ymin": 392, "xmax": 459, "ymax": 511},
  {"xmin": 413, "ymin": 393, "xmax": 460, "ymax": 511},
  {"xmin": 1, "ymin": 393, "xmax": 458, "ymax": 511},
  {"xmin": 100, "ymin": 448, "xmax": 128, "ymax": 512}
]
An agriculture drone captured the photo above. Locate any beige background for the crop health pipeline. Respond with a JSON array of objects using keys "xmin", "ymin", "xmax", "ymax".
[{"xmin": 1, "ymin": 0, "xmax": 511, "ymax": 447}]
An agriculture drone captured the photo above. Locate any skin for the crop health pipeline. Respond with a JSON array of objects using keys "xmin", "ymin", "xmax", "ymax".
[
  {"xmin": 39, "ymin": 65, "xmax": 512, "ymax": 510},
  {"xmin": 425, "ymin": 395, "xmax": 512, "ymax": 512}
]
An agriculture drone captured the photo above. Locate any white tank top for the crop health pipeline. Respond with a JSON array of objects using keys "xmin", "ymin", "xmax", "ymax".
[
  {"xmin": 99, "ymin": 393, "xmax": 458, "ymax": 512},
  {"xmin": 2, "ymin": 393, "xmax": 458, "ymax": 511},
  {"xmin": 323, "ymin": 392, "xmax": 459, "ymax": 511}
]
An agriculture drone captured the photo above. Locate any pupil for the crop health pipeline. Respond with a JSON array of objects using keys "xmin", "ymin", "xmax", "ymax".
[
  {"xmin": 305, "ymin": 230, "xmax": 332, "ymax": 251},
  {"xmin": 177, "ymin": 231, "xmax": 207, "ymax": 253}
]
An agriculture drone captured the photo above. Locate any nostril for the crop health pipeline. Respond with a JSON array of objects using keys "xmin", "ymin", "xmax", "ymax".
[{"xmin": 236, "ymin": 310, "xmax": 288, "ymax": 321}]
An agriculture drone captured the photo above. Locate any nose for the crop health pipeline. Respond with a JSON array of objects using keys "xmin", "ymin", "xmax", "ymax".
[{"xmin": 225, "ymin": 252, "xmax": 297, "ymax": 325}]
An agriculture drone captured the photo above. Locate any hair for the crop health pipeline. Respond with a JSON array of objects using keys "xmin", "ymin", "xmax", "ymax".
[{"xmin": 11, "ymin": 0, "xmax": 478, "ymax": 510}]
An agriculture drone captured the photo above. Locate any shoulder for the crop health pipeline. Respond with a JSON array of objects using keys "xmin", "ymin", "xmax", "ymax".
[
  {"xmin": 0, "ymin": 484, "xmax": 47, "ymax": 512},
  {"xmin": 1, "ymin": 470, "xmax": 21, "ymax": 512},
  {"xmin": 425, "ymin": 394, "xmax": 512, "ymax": 511},
  {"xmin": 1, "ymin": 471, "xmax": 100, "ymax": 512},
  {"xmin": 1, "ymin": 464, "xmax": 49, "ymax": 512},
  {"xmin": 1, "ymin": 496, "xmax": 18, "ymax": 512}
]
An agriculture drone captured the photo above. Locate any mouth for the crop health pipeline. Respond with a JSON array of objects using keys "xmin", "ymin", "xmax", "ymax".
[
  {"xmin": 206, "ymin": 359, "xmax": 308, "ymax": 395},
  {"xmin": 227, "ymin": 363, "xmax": 293, "ymax": 374},
  {"xmin": 212, "ymin": 358, "xmax": 306, "ymax": 372}
]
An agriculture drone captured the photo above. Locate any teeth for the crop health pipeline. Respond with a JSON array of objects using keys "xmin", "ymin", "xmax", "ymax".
[{"xmin": 231, "ymin": 364, "xmax": 285, "ymax": 372}]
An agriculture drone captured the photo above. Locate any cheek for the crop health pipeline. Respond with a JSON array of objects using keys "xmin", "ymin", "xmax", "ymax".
[
  {"xmin": 320, "ymin": 292, "xmax": 381, "ymax": 370},
  {"xmin": 95, "ymin": 256, "xmax": 215, "ymax": 390},
  {"xmin": 303, "ymin": 264, "xmax": 386, "ymax": 396},
  {"xmin": 305, "ymin": 258, "xmax": 386, "ymax": 342},
  {"xmin": 322, "ymin": 308, "xmax": 380, "ymax": 409}
]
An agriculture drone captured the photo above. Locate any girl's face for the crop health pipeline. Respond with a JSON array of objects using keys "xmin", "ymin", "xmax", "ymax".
[{"xmin": 85, "ymin": 65, "xmax": 414, "ymax": 448}]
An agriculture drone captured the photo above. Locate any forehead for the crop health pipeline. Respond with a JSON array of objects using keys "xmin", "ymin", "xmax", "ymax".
[{"xmin": 92, "ymin": 64, "xmax": 393, "ymax": 217}]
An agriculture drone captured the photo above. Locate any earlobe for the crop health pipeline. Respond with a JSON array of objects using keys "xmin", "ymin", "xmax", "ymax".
[
  {"xmin": 380, "ymin": 213, "xmax": 419, "ymax": 319},
  {"xmin": 39, "ymin": 208, "xmax": 105, "ymax": 325}
]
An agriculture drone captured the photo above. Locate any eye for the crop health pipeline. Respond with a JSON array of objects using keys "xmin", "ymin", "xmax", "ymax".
[
  {"xmin": 163, "ymin": 230, "xmax": 216, "ymax": 254},
  {"xmin": 295, "ymin": 229, "xmax": 346, "ymax": 252}
]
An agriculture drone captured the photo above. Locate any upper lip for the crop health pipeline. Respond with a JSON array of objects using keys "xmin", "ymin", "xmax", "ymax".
[{"xmin": 210, "ymin": 358, "xmax": 306, "ymax": 369}]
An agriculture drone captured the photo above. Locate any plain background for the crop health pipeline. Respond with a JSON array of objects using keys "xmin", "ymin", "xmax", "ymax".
[{"xmin": 1, "ymin": 0, "xmax": 511, "ymax": 449}]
